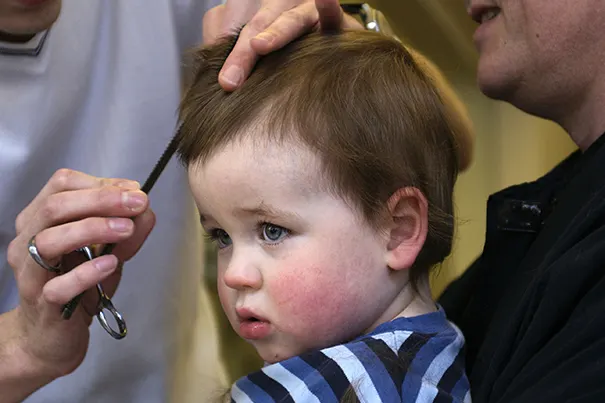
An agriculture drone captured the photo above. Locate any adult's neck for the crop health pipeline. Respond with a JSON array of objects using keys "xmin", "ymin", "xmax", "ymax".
[{"xmin": 558, "ymin": 86, "xmax": 605, "ymax": 152}]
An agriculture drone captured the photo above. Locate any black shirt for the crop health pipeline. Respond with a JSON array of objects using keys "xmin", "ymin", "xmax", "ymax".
[{"xmin": 440, "ymin": 133, "xmax": 605, "ymax": 402}]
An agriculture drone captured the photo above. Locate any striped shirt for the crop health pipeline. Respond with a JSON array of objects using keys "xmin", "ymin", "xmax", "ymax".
[{"xmin": 231, "ymin": 307, "xmax": 470, "ymax": 402}]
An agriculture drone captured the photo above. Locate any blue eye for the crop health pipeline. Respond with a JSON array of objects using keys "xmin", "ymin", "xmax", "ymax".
[
  {"xmin": 261, "ymin": 223, "xmax": 289, "ymax": 243},
  {"xmin": 211, "ymin": 229, "xmax": 232, "ymax": 249}
]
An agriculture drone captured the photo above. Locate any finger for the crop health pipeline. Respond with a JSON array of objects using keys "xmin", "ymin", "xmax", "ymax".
[
  {"xmin": 202, "ymin": 5, "xmax": 226, "ymax": 45},
  {"xmin": 219, "ymin": 0, "xmax": 262, "ymax": 36},
  {"xmin": 111, "ymin": 207, "xmax": 156, "ymax": 263},
  {"xmin": 42, "ymin": 255, "xmax": 119, "ymax": 306},
  {"xmin": 27, "ymin": 186, "xmax": 148, "ymax": 239},
  {"xmin": 218, "ymin": 5, "xmax": 285, "ymax": 91},
  {"xmin": 10, "ymin": 187, "xmax": 148, "ymax": 298},
  {"xmin": 16, "ymin": 169, "xmax": 139, "ymax": 235},
  {"xmin": 250, "ymin": 2, "xmax": 319, "ymax": 55},
  {"xmin": 89, "ymin": 208, "xmax": 155, "ymax": 300},
  {"xmin": 31, "ymin": 217, "xmax": 137, "ymax": 264},
  {"xmin": 315, "ymin": 0, "xmax": 343, "ymax": 32}
]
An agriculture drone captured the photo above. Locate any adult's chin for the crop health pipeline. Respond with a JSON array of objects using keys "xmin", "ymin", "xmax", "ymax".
[
  {"xmin": 0, "ymin": 0, "xmax": 61, "ymax": 36},
  {"xmin": 476, "ymin": 47, "xmax": 527, "ymax": 101}
]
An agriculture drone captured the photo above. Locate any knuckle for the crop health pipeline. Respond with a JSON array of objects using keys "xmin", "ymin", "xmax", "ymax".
[
  {"xmin": 99, "ymin": 177, "xmax": 113, "ymax": 187},
  {"xmin": 96, "ymin": 186, "xmax": 122, "ymax": 208},
  {"xmin": 6, "ymin": 238, "xmax": 21, "ymax": 269},
  {"xmin": 42, "ymin": 284, "xmax": 61, "ymax": 305},
  {"xmin": 249, "ymin": 8, "xmax": 275, "ymax": 32},
  {"xmin": 51, "ymin": 168, "xmax": 74, "ymax": 190},
  {"xmin": 282, "ymin": 8, "xmax": 305, "ymax": 27},
  {"xmin": 15, "ymin": 211, "xmax": 26, "ymax": 234},
  {"xmin": 40, "ymin": 194, "xmax": 62, "ymax": 222}
]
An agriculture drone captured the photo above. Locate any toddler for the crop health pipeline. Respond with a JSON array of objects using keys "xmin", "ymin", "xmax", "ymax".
[{"xmin": 177, "ymin": 30, "xmax": 471, "ymax": 402}]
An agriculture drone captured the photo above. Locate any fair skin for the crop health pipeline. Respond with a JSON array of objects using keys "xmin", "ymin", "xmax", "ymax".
[
  {"xmin": 466, "ymin": 0, "xmax": 605, "ymax": 150},
  {"xmin": 188, "ymin": 136, "xmax": 436, "ymax": 364},
  {"xmin": 0, "ymin": 0, "xmax": 318, "ymax": 401},
  {"xmin": 0, "ymin": 0, "xmax": 61, "ymax": 38}
]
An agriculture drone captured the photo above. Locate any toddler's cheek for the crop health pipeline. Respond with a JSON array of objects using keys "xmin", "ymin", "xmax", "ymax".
[{"xmin": 271, "ymin": 267, "xmax": 360, "ymax": 339}]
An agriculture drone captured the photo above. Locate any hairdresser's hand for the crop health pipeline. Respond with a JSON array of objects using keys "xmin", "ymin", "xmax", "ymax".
[
  {"xmin": 0, "ymin": 169, "xmax": 154, "ymax": 402},
  {"xmin": 203, "ymin": 0, "xmax": 363, "ymax": 91}
]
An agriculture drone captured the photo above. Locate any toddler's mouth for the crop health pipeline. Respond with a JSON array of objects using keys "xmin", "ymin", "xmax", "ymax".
[{"xmin": 236, "ymin": 308, "xmax": 272, "ymax": 340}]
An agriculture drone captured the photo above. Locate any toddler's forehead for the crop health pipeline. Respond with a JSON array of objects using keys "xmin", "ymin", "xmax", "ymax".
[{"xmin": 190, "ymin": 136, "xmax": 328, "ymax": 197}]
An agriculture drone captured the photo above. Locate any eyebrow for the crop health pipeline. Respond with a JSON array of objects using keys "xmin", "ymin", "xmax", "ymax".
[
  {"xmin": 199, "ymin": 202, "xmax": 302, "ymax": 225},
  {"xmin": 235, "ymin": 203, "xmax": 303, "ymax": 221}
]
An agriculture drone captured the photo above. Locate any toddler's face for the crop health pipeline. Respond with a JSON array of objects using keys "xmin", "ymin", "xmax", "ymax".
[{"xmin": 189, "ymin": 136, "xmax": 402, "ymax": 363}]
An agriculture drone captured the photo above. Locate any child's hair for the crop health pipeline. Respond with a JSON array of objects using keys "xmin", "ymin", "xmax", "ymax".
[{"xmin": 177, "ymin": 30, "xmax": 463, "ymax": 288}]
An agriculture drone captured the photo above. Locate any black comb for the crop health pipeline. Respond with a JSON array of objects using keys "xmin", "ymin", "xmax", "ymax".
[{"xmin": 61, "ymin": 122, "xmax": 183, "ymax": 320}]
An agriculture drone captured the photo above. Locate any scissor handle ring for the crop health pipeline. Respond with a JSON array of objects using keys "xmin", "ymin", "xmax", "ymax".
[
  {"xmin": 74, "ymin": 247, "xmax": 128, "ymax": 339},
  {"xmin": 96, "ymin": 293, "xmax": 128, "ymax": 340}
]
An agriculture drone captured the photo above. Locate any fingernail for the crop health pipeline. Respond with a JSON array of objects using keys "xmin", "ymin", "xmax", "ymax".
[
  {"xmin": 116, "ymin": 180, "xmax": 141, "ymax": 189},
  {"xmin": 220, "ymin": 65, "xmax": 244, "ymax": 87},
  {"xmin": 254, "ymin": 32, "xmax": 274, "ymax": 45},
  {"xmin": 94, "ymin": 255, "xmax": 116, "ymax": 273},
  {"xmin": 122, "ymin": 190, "xmax": 147, "ymax": 210},
  {"xmin": 108, "ymin": 218, "xmax": 133, "ymax": 233}
]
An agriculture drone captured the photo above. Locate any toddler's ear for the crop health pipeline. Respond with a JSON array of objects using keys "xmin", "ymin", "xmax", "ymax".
[{"xmin": 384, "ymin": 187, "xmax": 428, "ymax": 271}]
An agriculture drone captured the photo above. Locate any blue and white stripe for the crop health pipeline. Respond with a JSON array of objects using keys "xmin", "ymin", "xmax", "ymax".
[{"xmin": 232, "ymin": 314, "xmax": 470, "ymax": 402}]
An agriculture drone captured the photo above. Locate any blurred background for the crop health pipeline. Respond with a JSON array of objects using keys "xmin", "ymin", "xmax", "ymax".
[{"xmin": 203, "ymin": 0, "xmax": 578, "ymax": 386}]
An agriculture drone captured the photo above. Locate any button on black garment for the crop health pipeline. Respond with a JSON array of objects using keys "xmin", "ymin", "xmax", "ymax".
[{"xmin": 440, "ymin": 133, "xmax": 605, "ymax": 403}]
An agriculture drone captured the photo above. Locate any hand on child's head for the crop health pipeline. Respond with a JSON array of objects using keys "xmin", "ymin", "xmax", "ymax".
[{"xmin": 202, "ymin": 0, "xmax": 363, "ymax": 91}]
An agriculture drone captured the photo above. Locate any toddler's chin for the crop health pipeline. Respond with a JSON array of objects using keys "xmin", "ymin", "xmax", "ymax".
[{"xmin": 255, "ymin": 344, "xmax": 300, "ymax": 365}]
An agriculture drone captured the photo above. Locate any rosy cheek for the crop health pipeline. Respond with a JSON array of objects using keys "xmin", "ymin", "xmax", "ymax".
[{"xmin": 270, "ymin": 265, "xmax": 359, "ymax": 341}]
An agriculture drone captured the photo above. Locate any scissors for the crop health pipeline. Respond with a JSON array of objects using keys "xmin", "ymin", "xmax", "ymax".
[
  {"xmin": 61, "ymin": 122, "xmax": 183, "ymax": 340},
  {"xmin": 70, "ymin": 246, "xmax": 127, "ymax": 339}
]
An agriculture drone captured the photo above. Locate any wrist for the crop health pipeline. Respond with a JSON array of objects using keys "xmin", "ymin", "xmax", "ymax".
[{"xmin": 0, "ymin": 309, "xmax": 58, "ymax": 403}]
